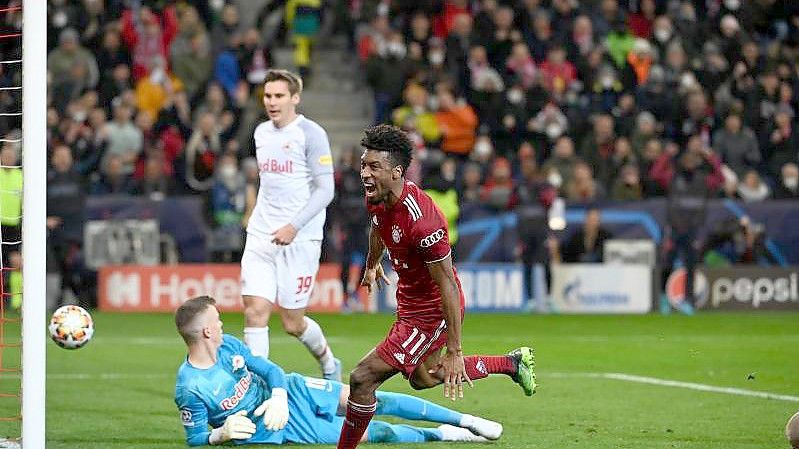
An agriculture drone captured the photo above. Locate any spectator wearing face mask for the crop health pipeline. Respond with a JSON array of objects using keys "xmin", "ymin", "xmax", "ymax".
[
  {"xmin": 528, "ymin": 102, "xmax": 568, "ymax": 145},
  {"xmin": 650, "ymin": 15, "xmax": 676, "ymax": 56},
  {"xmin": 736, "ymin": 170, "xmax": 770, "ymax": 202},
  {"xmin": 365, "ymin": 31, "xmax": 414, "ymax": 125},
  {"xmin": 774, "ymin": 163, "xmax": 799, "ymax": 199},
  {"xmin": 209, "ymin": 153, "xmax": 246, "ymax": 262},
  {"xmin": 392, "ymin": 83, "xmax": 441, "ymax": 146},
  {"xmin": 542, "ymin": 136, "xmax": 580, "ymax": 194},
  {"xmin": 211, "ymin": 153, "xmax": 246, "ymax": 228}
]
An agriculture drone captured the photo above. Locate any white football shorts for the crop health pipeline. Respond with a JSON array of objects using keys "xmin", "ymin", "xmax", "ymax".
[{"xmin": 240, "ymin": 233, "xmax": 322, "ymax": 309}]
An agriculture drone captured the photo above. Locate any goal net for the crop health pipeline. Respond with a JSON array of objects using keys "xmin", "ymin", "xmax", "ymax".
[{"xmin": 0, "ymin": 1, "xmax": 46, "ymax": 448}]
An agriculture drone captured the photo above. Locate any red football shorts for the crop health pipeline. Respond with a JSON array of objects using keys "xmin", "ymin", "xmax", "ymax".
[{"xmin": 376, "ymin": 318, "xmax": 449, "ymax": 377}]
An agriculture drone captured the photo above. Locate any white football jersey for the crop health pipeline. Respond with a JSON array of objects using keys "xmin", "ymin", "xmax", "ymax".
[{"xmin": 247, "ymin": 115, "xmax": 334, "ymax": 241}]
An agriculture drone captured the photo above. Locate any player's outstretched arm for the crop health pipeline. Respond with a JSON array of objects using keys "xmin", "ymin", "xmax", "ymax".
[
  {"xmin": 427, "ymin": 256, "xmax": 473, "ymax": 400},
  {"xmin": 362, "ymin": 224, "xmax": 390, "ymax": 293}
]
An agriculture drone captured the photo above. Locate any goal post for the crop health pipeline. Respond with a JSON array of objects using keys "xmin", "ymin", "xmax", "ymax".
[{"xmin": 21, "ymin": 0, "xmax": 46, "ymax": 447}]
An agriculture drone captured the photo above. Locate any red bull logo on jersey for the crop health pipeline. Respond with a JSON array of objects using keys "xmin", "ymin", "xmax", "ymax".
[
  {"xmin": 220, "ymin": 371, "xmax": 252, "ymax": 410},
  {"xmin": 260, "ymin": 159, "xmax": 294, "ymax": 174}
]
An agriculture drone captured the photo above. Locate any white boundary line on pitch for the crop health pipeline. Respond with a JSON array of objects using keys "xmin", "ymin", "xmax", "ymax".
[
  {"xmin": 548, "ymin": 372, "xmax": 799, "ymax": 402},
  {"xmin": 1, "ymin": 371, "xmax": 794, "ymax": 403}
]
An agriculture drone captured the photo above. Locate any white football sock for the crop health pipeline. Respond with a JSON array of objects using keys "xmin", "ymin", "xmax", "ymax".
[
  {"xmin": 459, "ymin": 414, "xmax": 503, "ymax": 440},
  {"xmin": 437, "ymin": 425, "xmax": 488, "ymax": 442},
  {"xmin": 297, "ymin": 317, "xmax": 336, "ymax": 374},
  {"xmin": 244, "ymin": 326, "xmax": 270, "ymax": 359}
]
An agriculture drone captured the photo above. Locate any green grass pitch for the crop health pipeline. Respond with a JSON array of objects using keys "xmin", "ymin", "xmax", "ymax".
[{"xmin": 1, "ymin": 312, "xmax": 797, "ymax": 448}]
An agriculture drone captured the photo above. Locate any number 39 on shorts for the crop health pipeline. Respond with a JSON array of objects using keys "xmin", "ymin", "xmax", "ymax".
[{"xmin": 295, "ymin": 275, "xmax": 313, "ymax": 294}]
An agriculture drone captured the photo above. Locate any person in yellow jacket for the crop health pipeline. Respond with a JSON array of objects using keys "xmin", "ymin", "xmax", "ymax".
[
  {"xmin": 0, "ymin": 140, "xmax": 21, "ymax": 267},
  {"xmin": 285, "ymin": 0, "xmax": 321, "ymax": 79},
  {"xmin": 392, "ymin": 83, "xmax": 441, "ymax": 146},
  {"xmin": 134, "ymin": 55, "xmax": 184, "ymax": 121},
  {"xmin": 7, "ymin": 250, "xmax": 21, "ymax": 310},
  {"xmin": 423, "ymin": 158, "xmax": 460, "ymax": 246}
]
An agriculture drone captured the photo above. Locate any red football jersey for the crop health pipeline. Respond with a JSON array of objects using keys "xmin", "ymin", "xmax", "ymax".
[{"xmin": 368, "ymin": 181, "xmax": 464, "ymax": 323}]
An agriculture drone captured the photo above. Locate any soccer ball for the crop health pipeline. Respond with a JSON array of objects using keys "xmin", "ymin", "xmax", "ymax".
[
  {"xmin": 787, "ymin": 411, "xmax": 799, "ymax": 449},
  {"xmin": 49, "ymin": 305, "xmax": 94, "ymax": 350}
]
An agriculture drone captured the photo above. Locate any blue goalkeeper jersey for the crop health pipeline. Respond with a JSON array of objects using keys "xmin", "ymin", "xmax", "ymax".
[{"xmin": 175, "ymin": 334, "xmax": 288, "ymax": 446}]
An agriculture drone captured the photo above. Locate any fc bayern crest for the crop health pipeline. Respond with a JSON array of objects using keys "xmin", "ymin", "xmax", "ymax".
[{"xmin": 392, "ymin": 224, "xmax": 402, "ymax": 243}]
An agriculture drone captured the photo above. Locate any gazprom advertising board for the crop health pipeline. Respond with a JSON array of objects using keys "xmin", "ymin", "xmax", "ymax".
[{"xmin": 550, "ymin": 264, "xmax": 652, "ymax": 313}]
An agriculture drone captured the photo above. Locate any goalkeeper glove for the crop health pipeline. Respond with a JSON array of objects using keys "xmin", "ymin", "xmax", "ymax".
[
  {"xmin": 254, "ymin": 387, "xmax": 289, "ymax": 431},
  {"xmin": 208, "ymin": 410, "xmax": 256, "ymax": 445}
]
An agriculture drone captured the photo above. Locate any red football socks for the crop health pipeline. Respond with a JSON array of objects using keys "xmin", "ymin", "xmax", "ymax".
[
  {"xmin": 337, "ymin": 399, "xmax": 377, "ymax": 448},
  {"xmin": 464, "ymin": 355, "xmax": 516, "ymax": 380}
]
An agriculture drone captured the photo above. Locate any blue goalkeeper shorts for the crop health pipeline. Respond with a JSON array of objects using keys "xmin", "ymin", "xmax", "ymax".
[{"xmin": 282, "ymin": 373, "xmax": 345, "ymax": 444}]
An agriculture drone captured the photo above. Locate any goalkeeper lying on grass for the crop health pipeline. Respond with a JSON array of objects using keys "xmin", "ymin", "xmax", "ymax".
[{"xmin": 175, "ymin": 296, "xmax": 502, "ymax": 446}]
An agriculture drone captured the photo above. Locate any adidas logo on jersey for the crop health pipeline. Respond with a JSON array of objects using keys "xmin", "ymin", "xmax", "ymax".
[
  {"xmin": 403, "ymin": 196, "xmax": 422, "ymax": 221},
  {"xmin": 394, "ymin": 352, "xmax": 406, "ymax": 364}
]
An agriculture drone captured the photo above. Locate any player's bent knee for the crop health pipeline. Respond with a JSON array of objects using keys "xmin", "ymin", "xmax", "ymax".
[
  {"xmin": 242, "ymin": 296, "xmax": 271, "ymax": 327},
  {"xmin": 281, "ymin": 315, "xmax": 306, "ymax": 337},
  {"xmin": 348, "ymin": 366, "xmax": 378, "ymax": 395},
  {"xmin": 408, "ymin": 377, "xmax": 430, "ymax": 390},
  {"xmin": 409, "ymin": 371, "xmax": 439, "ymax": 390}
]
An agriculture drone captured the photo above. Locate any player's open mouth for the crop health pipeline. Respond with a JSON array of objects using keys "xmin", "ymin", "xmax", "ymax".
[{"xmin": 363, "ymin": 181, "xmax": 377, "ymax": 197}]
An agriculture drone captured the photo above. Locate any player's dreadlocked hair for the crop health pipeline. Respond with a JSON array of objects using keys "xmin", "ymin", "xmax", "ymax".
[{"xmin": 361, "ymin": 124, "xmax": 414, "ymax": 176}]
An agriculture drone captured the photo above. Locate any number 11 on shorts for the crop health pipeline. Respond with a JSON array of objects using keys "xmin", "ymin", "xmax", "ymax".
[
  {"xmin": 296, "ymin": 276, "xmax": 313, "ymax": 294},
  {"xmin": 401, "ymin": 327, "xmax": 427, "ymax": 355}
]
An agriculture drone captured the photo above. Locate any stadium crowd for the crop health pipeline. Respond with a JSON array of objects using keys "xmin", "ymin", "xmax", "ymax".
[
  {"xmin": 20, "ymin": 0, "xmax": 799, "ymax": 305},
  {"xmin": 354, "ymin": 0, "xmax": 799, "ymax": 208}
]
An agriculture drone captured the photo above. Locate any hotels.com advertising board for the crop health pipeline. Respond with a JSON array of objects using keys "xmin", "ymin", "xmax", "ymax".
[{"xmin": 98, "ymin": 264, "xmax": 368, "ymax": 312}]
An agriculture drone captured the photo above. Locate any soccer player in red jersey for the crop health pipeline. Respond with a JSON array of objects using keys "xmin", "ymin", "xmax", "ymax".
[{"xmin": 336, "ymin": 124, "xmax": 537, "ymax": 449}]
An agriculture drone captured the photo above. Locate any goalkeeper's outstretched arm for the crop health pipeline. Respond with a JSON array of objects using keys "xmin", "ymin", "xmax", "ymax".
[{"xmin": 176, "ymin": 388, "xmax": 256, "ymax": 446}]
